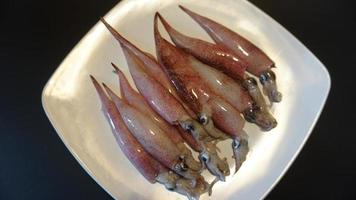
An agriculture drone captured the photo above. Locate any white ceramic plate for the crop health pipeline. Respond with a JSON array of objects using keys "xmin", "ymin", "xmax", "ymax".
[{"xmin": 42, "ymin": 0, "xmax": 331, "ymax": 199}]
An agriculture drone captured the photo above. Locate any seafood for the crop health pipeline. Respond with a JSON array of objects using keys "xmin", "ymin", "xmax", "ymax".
[
  {"xmin": 154, "ymin": 13, "xmax": 249, "ymax": 173},
  {"xmin": 103, "ymin": 83, "xmax": 201, "ymax": 183},
  {"xmin": 155, "ymin": 14, "xmax": 276, "ymax": 130},
  {"xmin": 100, "ymin": 18, "xmax": 196, "ymax": 118},
  {"xmin": 90, "ymin": 8, "xmax": 283, "ymax": 198},
  {"xmin": 90, "ymin": 75, "xmax": 207, "ymax": 199},
  {"xmin": 156, "ymin": 13, "xmax": 268, "ymax": 111},
  {"xmin": 120, "ymin": 45, "xmax": 230, "ymax": 182},
  {"xmin": 194, "ymin": 61, "xmax": 277, "ymax": 131},
  {"xmin": 112, "ymin": 63, "xmax": 202, "ymax": 170},
  {"xmin": 179, "ymin": 5, "xmax": 282, "ymax": 103},
  {"xmin": 113, "ymin": 64, "xmax": 234, "ymax": 181},
  {"xmin": 101, "ymin": 18, "xmax": 228, "ymax": 141},
  {"xmin": 156, "ymin": 13, "xmax": 247, "ymax": 81}
]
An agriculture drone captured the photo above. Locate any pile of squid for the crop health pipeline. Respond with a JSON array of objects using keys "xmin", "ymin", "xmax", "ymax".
[{"xmin": 90, "ymin": 6, "xmax": 281, "ymax": 200}]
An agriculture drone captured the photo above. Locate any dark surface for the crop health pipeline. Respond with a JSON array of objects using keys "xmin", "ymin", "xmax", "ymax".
[{"xmin": 0, "ymin": 0, "xmax": 355, "ymax": 199}]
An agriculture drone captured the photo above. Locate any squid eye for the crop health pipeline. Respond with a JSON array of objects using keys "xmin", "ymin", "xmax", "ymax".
[
  {"xmin": 180, "ymin": 162, "xmax": 188, "ymax": 171},
  {"xmin": 260, "ymin": 70, "xmax": 276, "ymax": 84},
  {"xmin": 246, "ymin": 77, "xmax": 258, "ymax": 86},
  {"xmin": 243, "ymin": 109, "xmax": 255, "ymax": 123},
  {"xmin": 259, "ymin": 73, "xmax": 268, "ymax": 84},
  {"xmin": 198, "ymin": 115, "xmax": 208, "ymax": 125},
  {"xmin": 252, "ymin": 103, "xmax": 262, "ymax": 112},
  {"xmin": 185, "ymin": 124, "xmax": 195, "ymax": 132},
  {"xmin": 200, "ymin": 154, "xmax": 210, "ymax": 163},
  {"xmin": 182, "ymin": 123, "xmax": 195, "ymax": 133},
  {"xmin": 232, "ymin": 140, "xmax": 241, "ymax": 149},
  {"xmin": 177, "ymin": 158, "xmax": 188, "ymax": 170},
  {"xmin": 165, "ymin": 185, "xmax": 176, "ymax": 191},
  {"xmin": 175, "ymin": 162, "xmax": 188, "ymax": 172}
]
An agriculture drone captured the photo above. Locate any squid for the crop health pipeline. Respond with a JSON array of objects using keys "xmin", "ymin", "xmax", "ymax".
[
  {"xmin": 179, "ymin": 5, "xmax": 282, "ymax": 103},
  {"xmin": 90, "ymin": 75, "xmax": 207, "ymax": 200},
  {"xmin": 100, "ymin": 18, "xmax": 196, "ymax": 118},
  {"xmin": 156, "ymin": 13, "xmax": 276, "ymax": 130},
  {"xmin": 155, "ymin": 13, "xmax": 268, "ymax": 111},
  {"xmin": 154, "ymin": 14, "xmax": 249, "ymax": 174},
  {"xmin": 100, "ymin": 18, "xmax": 228, "ymax": 141},
  {"xmin": 112, "ymin": 63, "xmax": 202, "ymax": 171},
  {"xmin": 120, "ymin": 44, "xmax": 230, "ymax": 182},
  {"xmin": 113, "ymin": 63, "xmax": 233, "ymax": 183},
  {"xmin": 103, "ymin": 83, "xmax": 202, "ymax": 184},
  {"xmin": 193, "ymin": 60, "xmax": 277, "ymax": 130}
]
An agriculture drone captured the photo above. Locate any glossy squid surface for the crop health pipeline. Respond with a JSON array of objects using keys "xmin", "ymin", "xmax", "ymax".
[
  {"xmin": 92, "ymin": 9, "xmax": 284, "ymax": 196},
  {"xmin": 118, "ymin": 43, "xmax": 229, "ymax": 182},
  {"xmin": 104, "ymin": 84, "xmax": 201, "ymax": 182},
  {"xmin": 154, "ymin": 14, "xmax": 249, "ymax": 173},
  {"xmin": 179, "ymin": 5, "xmax": 282, "ymax": 103},
  {"xmin": 156, "ymin": 13, "xmax": 269, "ymax": 111},
  {"xmin": 101, "ymin": 18, "xmax": 232, "ymax": 141},
  {"xmin": 90, "ymin": 75, "xmax": 207, "ymax": 199},
  {"xmin": 185, "ymin": 53, "xmax": 277, "ymax": 131},
  {"xmin": 113, "ymin": 64, "xmax": 202, "ymax": 171},
  {"xmin": 156, "ymin": 12, "xmax": 247, "ymax": 81},
  {"xmin": 101, "ymin": 18, "xmax": 197, "ymax": 118}
]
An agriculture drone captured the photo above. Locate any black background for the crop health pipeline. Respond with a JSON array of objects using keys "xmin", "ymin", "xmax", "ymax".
[{"xmin": 0, "ymin": 0, "xmax": 355, "ymax": 199}]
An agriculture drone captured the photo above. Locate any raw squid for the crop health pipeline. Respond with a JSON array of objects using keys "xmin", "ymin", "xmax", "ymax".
[
  {"xmin": 113, "ymin": 64, "xmax": 202, "ymax": 170},
  {"xmin": 179, "ymin": 5, "xmax": 282, "ymax": 103},
  {"xmin": 156, "ymin": 13, "xmax": 268, "ymax": 111},
  {"xmin": 155, "ymin": 13, "xmax": 277, "ymax": 131},
  {"xmin": 154, "ymin": 13, "xmax": 249, "ymax": 173},
  {"xmin": 121, "ymin": 46, "xmax": 230, "ymax": 181},
  {"xmin": 101, "ymin": 18, "xmax": 228, "ymax": 141},
  {"xmin": 90, "ymin": 75, "xmax": 207, "ymax": 200},
  {"xmin": 103, "ymin": 84, "xmax": 202, "ymax": 183},
  {"xmin": 100, "ymin": 18, "xmax": 196, "ymax": 118},
  {"xmin": 88, "ymin": 7, "xmax": 285, "ymax": 199}
]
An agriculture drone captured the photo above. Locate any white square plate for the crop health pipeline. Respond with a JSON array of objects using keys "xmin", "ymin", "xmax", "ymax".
[{"xmin": 42, "ymin": 0, "xmax": 331, "ymax": 199}]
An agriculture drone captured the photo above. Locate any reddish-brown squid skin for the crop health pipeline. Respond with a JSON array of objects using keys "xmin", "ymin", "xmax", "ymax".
[
  {"xmin": 100, "ymin": 18, "xmax": 197, "ymax": 118},
  {"xmin": 154, "ymin": 13, "xmax": 245, "ymax": 138},
  {"xmin": 113, "ymin": 64, "xmax": 183, "ymax": 145},
  {"xmin": 154, "ymin": 14, "xmax": 250, "ymax": 174},
  {"xmin": 103, "ymin": 84, "xmax": 206, "ymax": 184},
  {"xmin": 156, "ymin": 12, "xmax": 247, "ymax": 82},
  {"xmin": 122, "ymin": 46, "xmax": 216, "ymax": 144},
  {"xmin": 156, "ymin": 12, "xmax": 270, "ymax": 111},
  {"xmin": 178, "ymin": 5, "xmax": 273, "ymax": 76},
  {"xmin": 112, "ymin": 63, "xmax": 202, "ymax": 152},
  {"xmin": 183, "ymin": 54, "xmax": 277, "ymax": 131},
  {"xmin": 122, "ymin": 40, "xmax": 230, "ymax": 182},
  {"xmin": 122, "ymin": 49, "xmax": 191, "ymax": 125},
  {"xmin": 90, "ymin": 75, "xmax": 160, "ymax": 183},
  {"xmin": 155, "ymin": 13, "xmax": 276, "ymax": 131},
  {"xmin": 112, "ymin": 64, "xmax": 203, "ymax": 169},
  {"xmin": 122, "ymin": 43, "xmax": 224, "ymax": 141},
  {"xmin": 91, "ymin": 76, "xmax": 209, "ymax": 199},
  {"xmin": 179, "ymin": 5, "xmax": 282, "ymax": 103}
]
